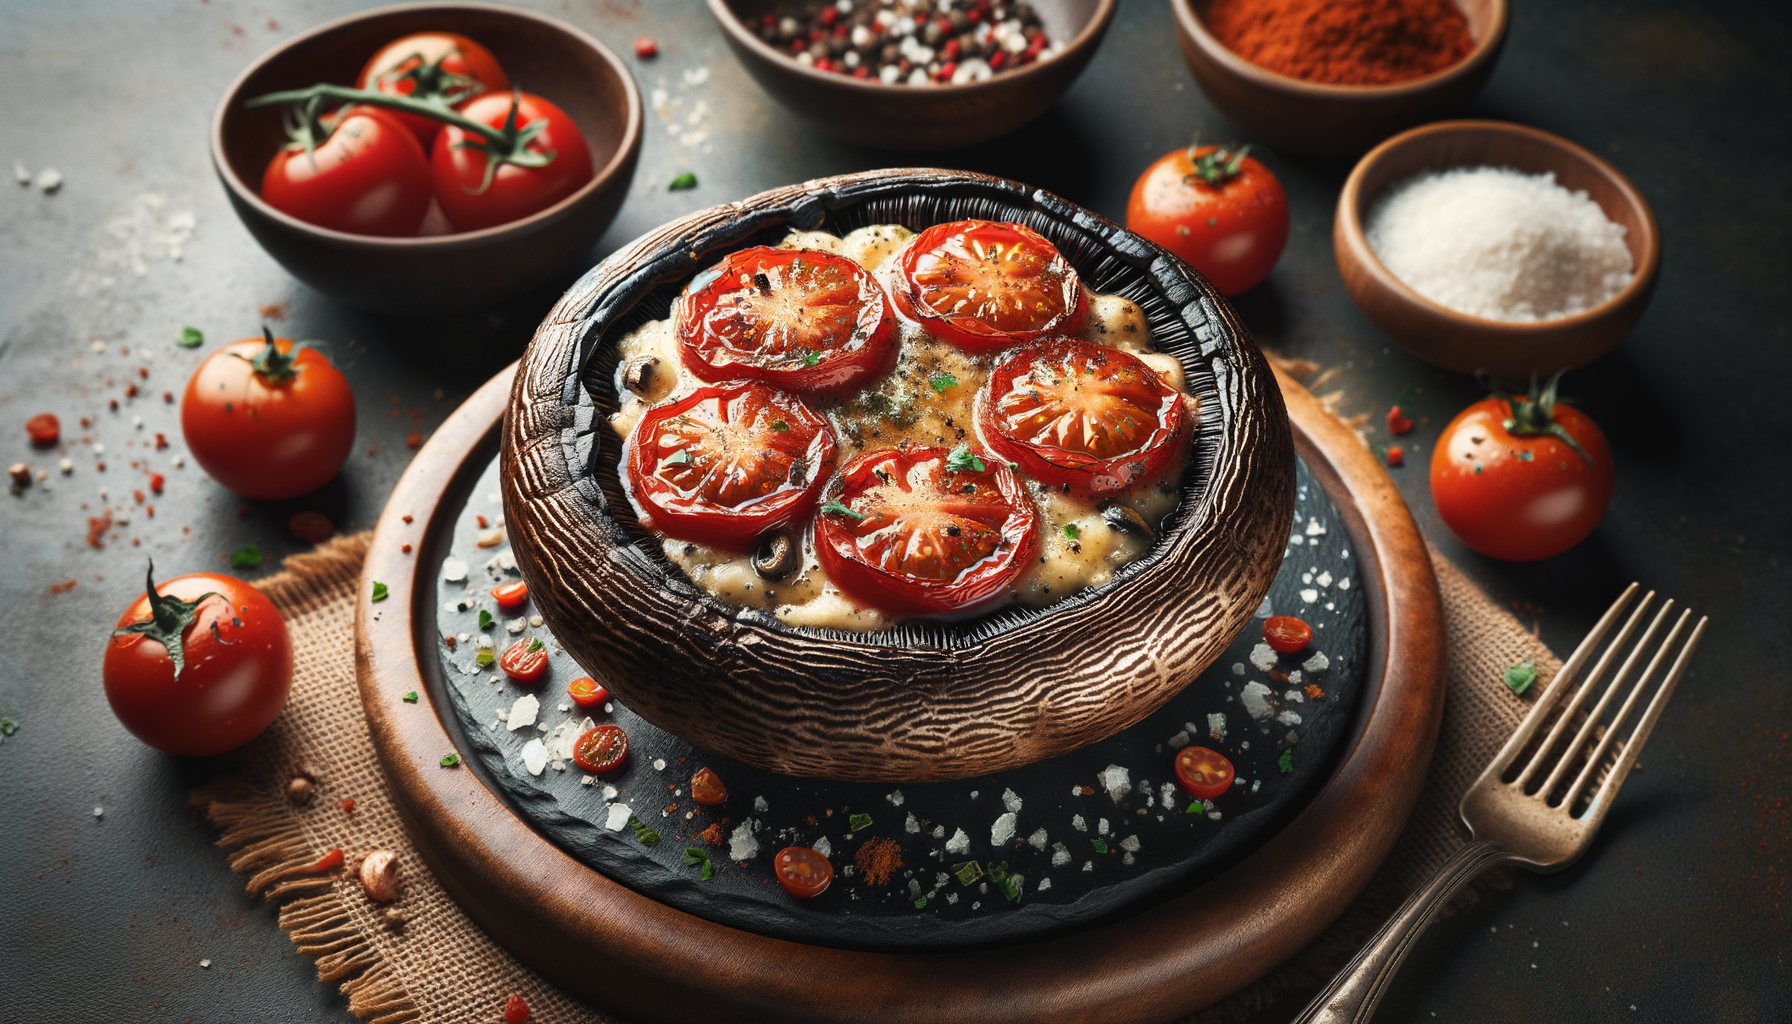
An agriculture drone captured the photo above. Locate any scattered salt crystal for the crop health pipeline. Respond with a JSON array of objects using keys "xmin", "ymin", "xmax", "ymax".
[
  {"xmin": 1097, "ymin": 818, "xmax": 1109, "ymax": 836},
  {"xmin": 1099, "ymin": 765, "xmax": 1131, "ymax": 802},
  {"xmin": 905, "ymin": 813, "xmax": 920, "ymax": 834},
  {"xmin": 13, "ymin": 162, "xmax": 29, "ymax": 185},
  {"xmin": 1249, "ymin": 643, "xmax": 1278, "ymax": 671},
  {"xmin": 1232, "ymin": 662, "xmax": 1246, "ymax": 677},
  {"xmin": 1119, "ymin": 835, "xmax": 1140, "ymax": 853},
  {"xmin": 1277, "ymin": 710, "xmax": 1303, "ymax": 727},
  {"xmin": 1001, "ymin": 787, "xmax": 1022, "ymax": 813},
  {"xmin": 1285, "ymin": 689, "xmax": 1306, "ymax": 704},
  {"xmin": 581, "ymin": 776, "xmax": 594, "ymax": 786},
  {"xmin": 529, "ymin": 615, "xmax": 543, "ymax": 628},
  {"xmin": 944, "ymin": 828, "xmax": 970, "ymax": 854},
  {"xmin": 1037, "ymin": 877, "xmax": 1052, "ymax": 892},
  {"xmin": 506, "ymin": 694, "xmax": 538, "ymax": 731},
  {"xmin": 1161, "ymin": 783, "xmax": 1178, "ymax": 810},
  {"xmin": 36, "ymin": 168, "xmax": 62, "ymax": 193},
  {"xmin": 1303, "ymin": 651, "xmax": 1330, "ymax": 673},
  {"xmin": 1300, "ymin": 588, "xmax": 1319, "ymax": 604},
  {"xmin": 1240, "ymin": 681, "xmax": 1275, "ymax": 720},
  {"xmin": 886, "ymin": 789, "xmax": 905, "ymax": 806},
  {"xmin": 437, "ymin": 556, "xmax": 466, "ymax": 582},
  {"xmin": 199, "ymin": 958, "xmax": 211, "ymax": 968},
  {"xmin": 931, "ymin": 825, "xmax": 945, "ymax": 839},
  {"xmin": 1071, "ymin": 814, "xmax": 1086, "ymax": 832},
  {"xmin": 1316, "ymin": 571, "xmax": 1333, "ymax": 588},
  {"xmin": 653, "ymin": 758, "xmax": 666, "ymax": 771},
  {"xmin": 814, "ymin": 837, "xmax": 831, "ymax": 859},
  {"xmin": 93, "ymin": 806, "xmax": 104, "ymax": 818},
  {"xmin": 505, "ymin": 617, "xmax": 526, "ymax": 634},
  {"xmin": 1305, "ymin": 518, "xmax": 1327, "ymax": 537},
  {"xmin": 1339, "ymin": 577, "xmax": 1351, "ymax": 590},
  {"xmin": 1082, "ymin": 861, "xmax": 1093, "ymax": 872},
  {"xmin": 1026, "ymin": 827, "xmax": 1047, "ymax": 850},
  {"xmin": 605, "ymin": 803, "xmax": 633, "ymax": 831},
  {"xmin": 521, "ymin": 739, "xmax": 548, "ymax": 775},
  {"xmin": 753, "ymin": 795, "xmax": 769, "ymax": 813},
  {"xmin": 1207, "ymin": 712, "xmax": 1227, "ymax": 738}
]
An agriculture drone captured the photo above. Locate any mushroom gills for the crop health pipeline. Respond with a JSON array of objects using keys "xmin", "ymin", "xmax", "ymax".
[
  {"xmin": 752, "ymin": 533, "xmax": 800, "ymax": 580},
  {"xmin": 1101, "ymin": 503, "xmax": 1157, "ymax": 542}
]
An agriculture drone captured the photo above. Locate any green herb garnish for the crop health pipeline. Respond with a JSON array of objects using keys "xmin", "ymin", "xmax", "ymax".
[
  {"xmin": 629, "ymin": 817, "xmax": 662, "ymax": 845},
  {"xmin": 914, "ymin": 897, "xmax": 929, "ymax": 909},
  {"xmin": 1504, "ymin": 660, "xmax": 1538, "ymax": 696},
  {"xmin": 770, "ymin": 419, "xmax": 790, "ymax": 432},
  {"xmin": 1063, "ymin": 523, "xmax": 1080, "ymax": 540},
  {"xmin": 1091, "ymin": 838, "xmax": 1108, "ymax": 854},
  {"xmin": 440, "ymin": 752, "xmax": 462, "ymax": 767},
  {"xmin": 682, "ymin": 847, "xmax": 715, "ymax": 880},
  {"xmin": 945, "ymin": 444, "xmax": 985, "ymax": 473},
  {"xmin": 528, "ymin": 638, "xmax": 544, "ymax": 652},
  {"xmin": 402, "ymin": 691, "xmax": 418, "ymax": 703},
  {"xmin": 848, "ymin": 812, "xmax": 873, "ymax": 832},
  {"xmin": 987, "ymin": 861, "xmax": 1023, "ymax": 903},
  {"xmin": 0, "ymin": 716, "xmax": 19, "ymax": 740},
  {"xmin": 953, "ymin": 860, "xmax": 984, "ymax": 886},
  {"xmin": 228, "ymin": 544, "xmax": 262, "ymax": 569},
  {"xmin": 370, "ymin": 581, "xmax": 389, "ymax": 603},
  {"xmin": 928, "ymin": 371, "xmax": 958, "ymax": 394},
  {"xmin": 478, "ymin": 608, "xmax": 495, "ymax": 629},
  {"xmin": 1278, "ymin": 748, "xmax": 1294, "ymax": 773},
  {"xmin": 1186, "ymin": 800, "xmax": 1204, "ymax": 814},
  {"xmin": 178, "ymin": 326, "xmax": 205, "ymax": 348},
  {"xmin": 668, "ymin": 172, "xmax": 698, "ymax": 191},
  {"xmin": 475, "ymin": 649, "xmax": 495, "ymax": 667},
  {"xmin": 821, "ymin": 499, "xmax": 865, "ymax": 520},
  {"xmin": 800, "ymin": 352, "xmax": 821, "ymax": 367}
]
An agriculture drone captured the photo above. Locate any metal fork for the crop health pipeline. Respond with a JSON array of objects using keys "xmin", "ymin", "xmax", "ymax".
[{"xmin": 1292, "ymin": 584, "xmax": 1708, "ymax": 1024}]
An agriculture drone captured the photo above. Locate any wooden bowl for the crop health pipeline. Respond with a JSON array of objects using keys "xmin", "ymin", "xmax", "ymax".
[
  {"xmin": 211, "ymin": 2, "xmax": 642, "ymax": 315},
  {"xmin": 706, "ymin": 0, "xmax": 1116, "ymax": 150},
  {"xmin": 1169, "ymin": 0, "xmax": 1508, "ymax": 157},
  {"xmin": 501, "ymin": 169, "xmax": 1296, "ymax": 782},
  {"xmin": 1334, "ymin": 120, "xmax": 1660, "ymax": 378}
]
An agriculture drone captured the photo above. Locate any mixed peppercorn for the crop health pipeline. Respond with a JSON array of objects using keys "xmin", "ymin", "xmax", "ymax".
[{"xmin": 757, "ymin": 0, "xmax": 1057, "ymax": 85}]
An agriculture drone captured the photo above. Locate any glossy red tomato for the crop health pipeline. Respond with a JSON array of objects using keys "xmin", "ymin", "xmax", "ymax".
[
  {"xmin": 490, "ymin": 580, "xmax": 529, "ymax": 608},
  {"xmin": 26, "ymin": 412, "xmax": 59, "ymax": 446},
  {"xmin": 498, "ymin": 638, "xmax": 548, "ymax": 683},
  {"xmin": 893, "ymin": 219, "xmax": 1085, "ymax": 349},
  {"xmin": 356, "ymin": 32, "xmax": 511, "ymax": 146},
  {"xmin": 181, "ymin": 332, "xmax": 357, "ymax": 500},
  {"xmin": 1174, "ymin": 746, "xmax": 1235, "ymax": 800},
  {"xmin": 690, "ymin": 767, "xmax": 727, "ymax": 806},
  {"xmin": 624, "ymin": 382, "xmax": 837, "ymax": 551},
  {"xmin": 1430, "ymin": 383, "xmax": 1613, "ymax": 562},
  {"xmin": 773, "ymin": 846, "xmax": 833, "ymax": 898},
  {"xmin": 430, "ymin": 91, "xmax": 593, "ymax": 232},
  {"xmin": 103, "ymin": 564, "xmax": 292, "ymax": 756},
  {"xmin": 1126, "ymin": 144, "xmax": 1288, "ymax": 296},
  {"xmin": 976, "ymin": 339, "xmax": 1188, "ymax": 496},
  {"xmin": 573, "ymin": 724, "xmax": 629, "ymax": 774},
  {"xmin": 1262, "ymin": 615, "xmax": 1311, "ymax": 653},
  {"xmin": 677, "ymin": 247, "xmax": 896, "ymax": 393},
  {"xmin": 567, "ymin": 676, "xmax": 610, "ymax": 709},
  {"xmin": 814, "ymin": 444, "xmax": 1040, "ymax": 616},
  {"xmin": 261, "ymin": 105, "xmax": 432, "ymax": 237}
]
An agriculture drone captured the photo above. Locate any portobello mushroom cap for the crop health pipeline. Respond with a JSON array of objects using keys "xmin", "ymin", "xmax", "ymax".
[{"xmin": 502, "ymin": 169, "xmax": 1295, "ymax": 782}]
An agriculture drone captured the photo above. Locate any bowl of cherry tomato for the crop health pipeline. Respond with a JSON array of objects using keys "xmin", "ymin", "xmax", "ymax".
[{"xmin": 212, "ymin": 3, "xmax": 643, "ymax": 314}]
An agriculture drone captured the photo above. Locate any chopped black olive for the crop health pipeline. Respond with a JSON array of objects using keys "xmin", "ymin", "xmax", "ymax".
[
  {"xmin": 753, "ymin": 272, "xmax": 772, "ymax": 292},
  {"xmin": 946, "ymin": 524, "xmax": 961, "ymax": 536}
]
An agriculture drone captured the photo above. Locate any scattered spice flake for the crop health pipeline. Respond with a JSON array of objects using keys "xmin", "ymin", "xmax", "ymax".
[
  {"xmin": 340, "ymin": 798, "xmax": 357, "ymax": 813},
  {"xmin": 258, "ymin": 302, "xmax": 288, "ymax": 320},
  {"xmin": 848, "ymin": 811, "xmax": 873, "ymax": 831},
  {"xmin": 288, "ymin": 511, "xmax": 333, "ymax": 542},
  {"xmin": 1504, "ymin": 660, "xmax": 1538, "ymax": 696},
  {"xmin": 856, "ymin": 836, "xmax": 903, "ymax": 886},
  {"xmin": 952, "ymin": 860, "xmax": 983, "ymax": 886},
  {"xmin": 1278, "ymin": 748, "xmax": 1294, "ymax": 773},
  {"xmin": 700, "ymin": 822, "xmax": 724, "ymax": 846},
  {"xmin": 370, "ymin": 581, "xmax": 389, "ymax": 603},
  {"xmin": 402, "ymin": 691, "xmax": 418, "ymax": 703},
  {"xmin": 86, "ymin": 514, "xmax": 112, "ymax": 548},
  {"xmin": 1385, "ymin": 446, "xmax": 1404, "ymax": 467},
  {"xmin": 503, "ymin": 994, "xmax": 531, "ymax": 1024},
  {"xmin": 405, "ymin": 429, "xmax": 422, "ymax": 449},
  {"xmin": 1091, "ymin": 838, "xmax": 1108, "ymax": 854},
  {"xmin": 633, "ymin": 35, "xmax": 658, "ymax": 57},
  {"xmin": 228, "ymin": 544, "xmax": 262, "ymax": 569},
  {"xmin": 1305, "ymin": 683, "xmax": 1325, "ymax": 700},
  {"xmin": 440, "ymin": 752, "xmax": 462, "ymax": 767},
  {"xmin": 312, "ymin": 848, "xmax": 345, "ymax": 871},
  {"xmin": 178, "ymin": 326, "xmax": 204, "ymax": 348},
  {"xmin": 48, "ymin": 579, "xmax": 77, "ymax": 594},
  {"xmin": 1386, "ymin": 406, "xmax": 1414, "ymax": 435},
  {"xmin": 682, "ymin": 847, "xmax": 715, "ymax": 880},
  {"xmin": 668, "ymin": 172, "xmax": 698, "ymax": 191}
]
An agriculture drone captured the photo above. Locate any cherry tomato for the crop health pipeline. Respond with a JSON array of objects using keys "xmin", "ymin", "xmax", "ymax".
[
  {"xmin": 893, "ymin": 219, "xmax": 1085, "ymax": 350},
  {"xmin": 499, "ymin": 638, "xmax": 549, "ymax": 683},
  {"xmin": 773, "ymin": 846, "xmax": 833, "ymax": 898},
  {"xmin": 623, "ymin": 382, "xmax": 837, "ymax": 551},
  {"xmin": 103, "ymin": 563, "xmax": 292, "ymax": 757},
  {"xmin": 356, "ymin": 32, "xmax": 511, "ymax": 147},
  {"xmin": 1262, "ymin": 615, "xmax": 1311, "ymax": 653},
  {"xmin": 567, "ymin": 676, "xmax": 610, "ymax": 709},
  {"xmin": 690, "ymin": 767, "xmax": 727, "ymax": 806},
  {"xmin": 573, "ymin": 724, "xmax": 629, "ymax": 774},
  {"xmin": 1430, "ymin": 382, "xmax": 1613, "ymax": 562},
  {"xmin": 1174, "ymin": 746, "xmax": 1235, "ymax": 800},
  {"xmin": 976, "ymin": 339, "xmax": 1188, "ymax": 496},
  {"xmin": 1126, "ymin": 144, "xmax": 1288, "ymax": 296},
  {"xmin": 26, "ymin": 412, "xmax": 59, "ymax": 446},
  {"xmin": 502, "ymin": 993, "xmax": 531, "ymax": 1024},
  {"xmin": 491, "ymin": 580, "xmax": 529, "ymax": 608},
  {"xmin": 676, "ymin": 247, "xmax": 896, "ymax": 394},
  {"xmin": 814, "ymin": 444, "xmax": 1040, "ymax": 616},
  {"xmin": 261, "ymin": 105, "xmax": 432, "ymax": 237},
  {"xmin": 181, "ymin": 332, "xmax": 356, "ymax": 500},
  {"xmin": 430, "ymin": 91, "xmax": 593, "ymax": 232}
]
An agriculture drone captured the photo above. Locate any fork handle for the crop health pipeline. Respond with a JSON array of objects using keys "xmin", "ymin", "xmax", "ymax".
[{"xmin": 1289, "ymin": 839, "xmax": 1514, "ymax": 1024}]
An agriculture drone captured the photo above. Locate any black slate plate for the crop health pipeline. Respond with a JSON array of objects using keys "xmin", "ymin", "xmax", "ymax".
[{"xmin": 424, "ymin": 453, "xmax": 1364, "ymax": 952}]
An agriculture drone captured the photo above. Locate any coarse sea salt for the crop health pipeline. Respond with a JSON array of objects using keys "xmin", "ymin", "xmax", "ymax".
[{"xmin": 1366, "ymin": 166, "xmax": 1634, "ymax": 323}]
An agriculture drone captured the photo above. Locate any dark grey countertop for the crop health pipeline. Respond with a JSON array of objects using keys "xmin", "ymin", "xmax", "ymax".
[{"xmin": 1, "ymin": 1, "xmax": 1786, "ymax": 1021}]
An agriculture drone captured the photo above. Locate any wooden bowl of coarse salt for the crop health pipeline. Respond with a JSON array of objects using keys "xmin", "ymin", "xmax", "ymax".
[{"xmin": 1334, "ymin": 120, "xmax": 1659, "ymax": 378}]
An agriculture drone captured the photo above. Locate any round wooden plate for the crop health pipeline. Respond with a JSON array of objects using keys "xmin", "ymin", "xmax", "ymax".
[{"xmin": 357, "ymin": 364, "xmax": 1444, "ymax": 1023}]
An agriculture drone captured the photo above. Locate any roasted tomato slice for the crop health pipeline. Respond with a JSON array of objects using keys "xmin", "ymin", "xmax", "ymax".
[
  {"xmin": 1175, "ymin": 746, "xmax": 1235, "ymax": 800},
  {"xmin": 573, "ymin": 724, "xmax": 629, "ymax": 774},
  {"xmin": 1262, "ymin": 615, "xmax": 1311, "ymax": 653},
  {"xmin": 976, "ymin": 338, "xmax": 1187, "ymax": 496},
  {"xmin": 624, "ymin": 382, "xmax": 837, "ymax": 551},
  {"xmin": 677, "ymin": 247, "xmax": 896, "ymax": 394},
  {"xmin": 893, "ymin": 219, "xmax": 1085, "ymax": 349},
  {"xmin": 499, "ymin": 638, "xmax": 548, "ymax": 682},
  {"xmin": 813, "ymin": 444, "xmax": 1039, "ymax": 616},
  {"xmin": 490, "ymin": 580, "xmax": 529, "ymax": 608},
  {"xmin": 773, "ymin": 846, "xmax": 833, "ymax": 898},
  {"xmin": 690, "ymin": 767, "xmax": 727, "ymax": 806},
  {"xmin": 566, "ymin": 676, "xmax": 610, "ymax": 709}
]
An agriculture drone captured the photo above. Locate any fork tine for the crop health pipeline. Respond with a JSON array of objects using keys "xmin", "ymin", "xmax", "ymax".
[
  {"xmin": 1515, "ymin": 590, "xmax": 1654, "ymax": 788},
  {"xmin": 1568, "ymin": 610, "xmax": 1701, "ymax": 822},
  {"xmin": 1535, "ymin": 598, "xmax": 1674, "ymax": 799},
  {"xmin": 1475, "ymin": 583, "xmax": 1639, "ymax": 785}
]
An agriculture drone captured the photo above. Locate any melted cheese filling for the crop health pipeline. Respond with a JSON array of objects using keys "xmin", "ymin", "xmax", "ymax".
[{"xmin": 610, "ymin": 225, "xmax": 1196, "ymax": 632}]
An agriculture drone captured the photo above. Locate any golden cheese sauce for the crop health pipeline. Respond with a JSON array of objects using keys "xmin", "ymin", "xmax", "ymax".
[{"xmin": 610, "ymin": 225, "xmax": 1197, "ymax": 631}]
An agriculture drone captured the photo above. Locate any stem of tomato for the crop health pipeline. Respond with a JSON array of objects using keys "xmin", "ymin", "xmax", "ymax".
[
  {"xmin": 1489, "ymin": 370, "xmax": 1594, "ymax": 465},
  {"xmin": 246, "ymin": 83, "xmax": 555, "ymax": 171}
]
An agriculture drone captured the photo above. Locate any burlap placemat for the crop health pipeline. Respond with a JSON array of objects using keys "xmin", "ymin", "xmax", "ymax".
[{"xmin": 190, "ymin": 533, "xmax": 1556, "ymax": 1024}]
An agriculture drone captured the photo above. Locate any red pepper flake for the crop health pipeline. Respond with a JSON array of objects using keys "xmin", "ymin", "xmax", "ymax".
[
  {"xmin": 401, "ymin": 543, "xmax": 413, "ymax": 554},
  {"xmin": 1305, "ymin": 683, "xmax": 1325, "ymax": 700},
  {"xmin": 405, "ymin": 429, "xmax": 421, "ymax": 449},
  {"xmin": 237, "ymin": 505, "xmax": 249, "ymax": 517},
  {"xmin": 48, "ymin": 579, "xmax": 77, "ymax": 594},
  {"xmin": 86, "ymin": 514, "xmax": 111, "ymax": 548},
  {"xmin": 340, "ymin": 798, "xmax": 356, "ymax": 813},
  {"xmin": 80, "ymin": 417, "xmax": 91, "ymax": 428},
  {"xmin": 162, "ymin": 392, "xmax": 174, "ymax": 403},
  {"xmin": 137, "ymin": 367, "xmax": 149, "ymax": 379},
  {"xmin": 154, "ymin": 433, "xmax": 168, "ymax": 450},
  {"xmin": 366, "ymin": 445, "xmax": 379, "ymax": 455},
  {"xmin": 124, "ymin": 383, "xmax": 139, "ymax": 399},
  {"xmin": 133, "ymin": 489, "xmax": 145, "ymax": 504},
  {"xmin": 633, "ymin": 35, "xmax": 657, "ymax": 58},
  {"xmin": 288, "ymin": 511, "xmax": 334, "ymax": 543},
  {"xmin": 312, "ymin": 848, "xmax": 345, "ymax": 872},
  {"xmin": 1386, "ymin": 446, "xmax": 1405, "ymax": 467},
  {"xmin": 96, "ymin": 462, "xmax": 106, "ymax": 471},
  {"xmin": 149, "ymin": 473, "xmax": 165, "ymax": 494},
  {"xmin": 476, "ymin": 515, "xmax": 489, "ymax": 529},
  {"xmin": 1386, "ymin": 406, "xmax": 1414, "ymax": 435},
  {"xmin": 401, "ymin": 514, "xmax": 413, "ymax": 524},
  {"xmin": 146, "ymin": 505, "xmax": 154, "ymax": 517},
  {"xmin": 443, "ymin": 634, "xmax": 458, "ymax": 651},
  {"xmin": 108, "ymin": 398, "xmax": 119, "ymax": 411},
  {"xmin": 26, "ymin": 412, "xmax": 60, "ymax": 446},
  {"xmin": 503, "ymin": 994, "xmax": 531, "ymax": 1024}
]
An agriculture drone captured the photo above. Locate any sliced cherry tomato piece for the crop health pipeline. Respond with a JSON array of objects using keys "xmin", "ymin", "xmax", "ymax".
[
  {"xmin": 814, "ymin": 444, "xmax": 1040, "ymax": 616},
  {"xmin": 773, "ymin": 846, "xmax": 833, "ymax": 898},
  {"xmin": 573, "ymin": 724, "xmax": 629, "ymax": 774},
  {"xmin": 498, "ymin": 638, "xmax": 548, "ymax": 682},
  {"xmin": 690, "ymin": 767, "xmax": 727, "ymax": 806},
  {"xmin": 26, "ymin": 413, "xmax": 60, "ymax": 446},
  {"xmin": 567, "ymin": 676, "xmax": 610, "ymax": 710},
  {"xmin": 1175, "ymin": 746, "xmax": 1235, "ymax": 799},
  {"xmin": 491, "ymin": 580, "xmax": 529, "ymax": 608},
  {"xmin": 976, "ymin": 338, "xmax": 1187, "ymax": 496},
  {"xmin": 893, "ymin": 219, "xmax": 1085, "ymax": 350},
  {"xmin": 623, "ymin": 382, "xmax": 837, "ymax": 551},
  {"xmin": 1262, "ymin": 615, "xmax": 1311, "ymax": 653},
  {"xmin": 677, "ymin": 247, "xmax": 896, "ymax": 394}
]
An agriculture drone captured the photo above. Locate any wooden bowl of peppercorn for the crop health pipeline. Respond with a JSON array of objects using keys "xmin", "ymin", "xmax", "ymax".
[
  {"xmin": 707, "ymin": 0, "xmax": 1118, "ymax": 150},
  {"xmin": 1170, "ymin": 0, "xmax": 1509, "ymax": 157}
]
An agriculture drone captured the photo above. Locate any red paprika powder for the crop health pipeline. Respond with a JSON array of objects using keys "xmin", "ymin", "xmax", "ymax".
[{"xmin": 1204, "ymin": 0, "xmax": 1475, "ymax": 86}]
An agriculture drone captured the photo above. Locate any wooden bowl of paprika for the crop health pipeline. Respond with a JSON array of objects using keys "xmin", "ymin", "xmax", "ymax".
[{"xmin": 1170, "ymin": 0, "xmax": 1508, "ymax": 157}]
